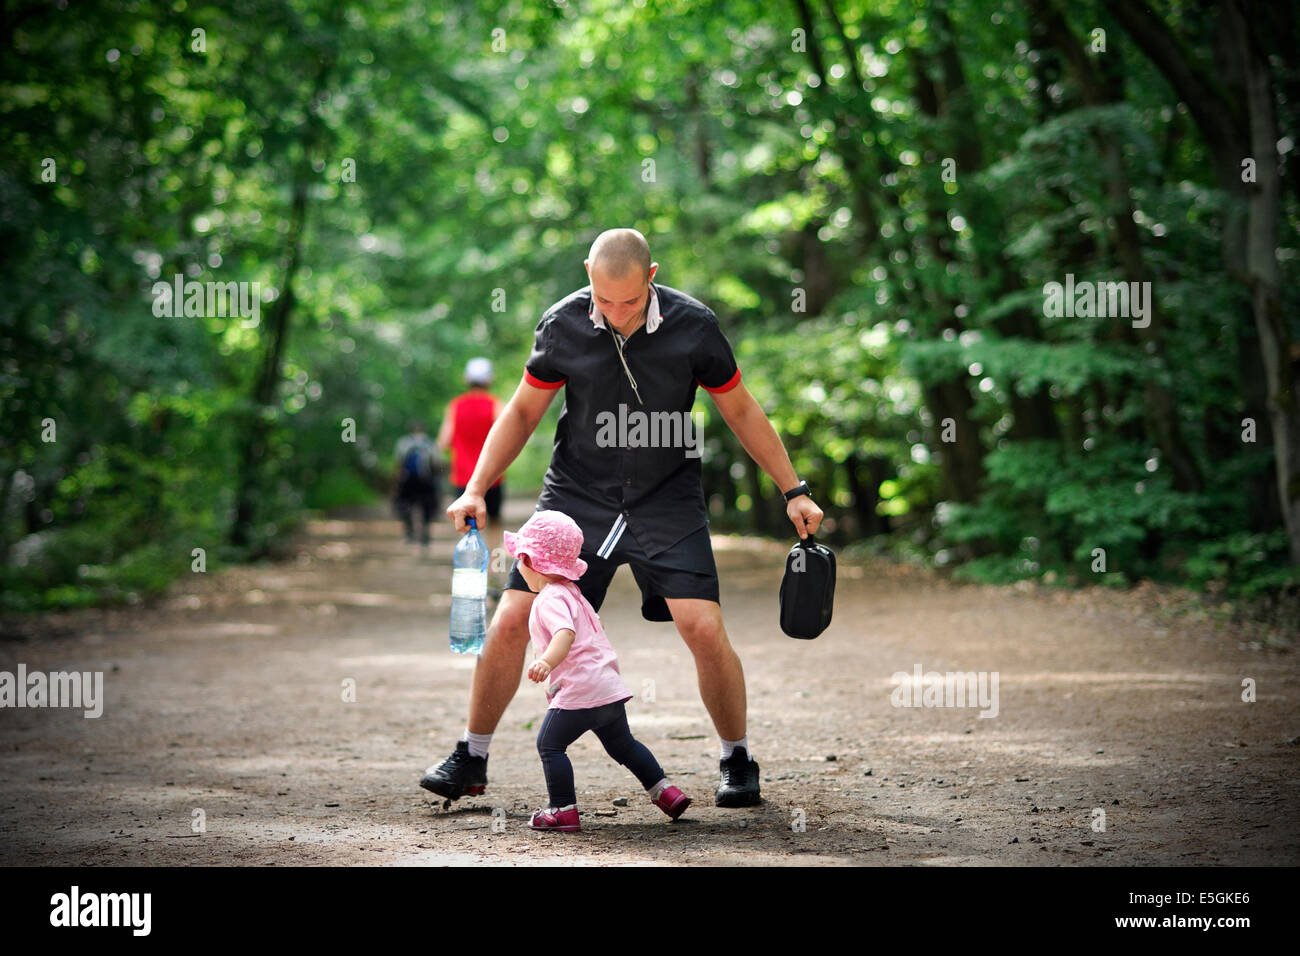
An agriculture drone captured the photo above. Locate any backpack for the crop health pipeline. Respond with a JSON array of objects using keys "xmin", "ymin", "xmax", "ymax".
[{"xmin": 401, "ymin": 437, "xmax": 441, "ymax": 487}]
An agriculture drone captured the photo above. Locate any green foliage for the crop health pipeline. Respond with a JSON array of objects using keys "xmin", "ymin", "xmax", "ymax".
[
  {"xmin": 939, "ymin": 439, "xmax": 1205, "ymax": 583},
  {"xmin": 1, "ymin": 0, "xmax": 1296, "ymax": 616},
  {"xmin": 1182, "ymin": 531, "xmax": 1298, "ymax": 599},
  {"xmin": 304, "ymin": 468, "xmax": 382, "ymax": 512}
]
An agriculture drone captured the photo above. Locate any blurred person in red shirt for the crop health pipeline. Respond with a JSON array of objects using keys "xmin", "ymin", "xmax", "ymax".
[{"xmin": 438, "ymin": 358, "xmax": 506, "ymax": 587}]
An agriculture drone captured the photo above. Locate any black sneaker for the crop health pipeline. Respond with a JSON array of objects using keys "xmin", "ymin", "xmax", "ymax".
[
  {"xmin": 419, "ymin": 741, "xmax": 488, "ymax": 800},
  {"xmin": 715, "ymin": 746, "xmax": 761, "ymax": 807}
]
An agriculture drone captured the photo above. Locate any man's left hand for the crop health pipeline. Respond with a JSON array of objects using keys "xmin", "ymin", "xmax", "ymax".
[{"xmin": 787, "ymin": 495, "xmax": 823, "ymax": 540}]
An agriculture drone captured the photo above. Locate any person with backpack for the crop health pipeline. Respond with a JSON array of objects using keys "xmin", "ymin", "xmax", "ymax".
[{"xmin": 393, "ymin": 420, "xmax": 443, "ymax": 549}]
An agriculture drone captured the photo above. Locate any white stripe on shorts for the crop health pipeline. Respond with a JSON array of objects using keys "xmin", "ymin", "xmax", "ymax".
[{"xmin": 596, "ymin": 514, "xmax": 627, "ymax": 559}]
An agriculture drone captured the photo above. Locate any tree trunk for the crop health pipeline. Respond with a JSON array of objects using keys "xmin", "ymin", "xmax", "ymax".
[
  {"xmin": 845, "ymin": 453, "xmax": 891, "ymax": 537},
  {"xmin": 798, "ymin": 0, "xmax": 988, "ymax": 504},
  {"xmin": 684, "ymin": 66, "xmax": 711, "ymax": 183},
  {"xmin": 1105, "ymin": 0, "xmax": 1298, "ymax": 559},
  {"xmin": 911, "ymin": 41, "xmax": 993, "ymax": 503},
  {"xmin": 0, "ymin": 468, "xmax": 13, "ymax": 564},
  {"xmin": 1030, "ymin": 0, "xmax": 1204, "ymax": 493},
  {"xmin": 1224, "ymin": 0, "xmax": 1300, "ymax": 560},
  {"xmin": 924, "ymin": 380, "xmax": 985, "ymax": 502},
  {"xmin": 228, "ymin": 179, "xmax": 310, "ymax": 550},
  {"xmin": 933, "ymin": 3, "xmax": 1060, "ymax": 442},
  {"xmin": 792, "ymin": 0, "xmax": 880, "ymax": 241}
]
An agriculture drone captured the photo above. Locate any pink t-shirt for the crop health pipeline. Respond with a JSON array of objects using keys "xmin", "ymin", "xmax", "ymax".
[{"xmin": 529, "ymin": 580, "xmax": 632, "ymax": 710}]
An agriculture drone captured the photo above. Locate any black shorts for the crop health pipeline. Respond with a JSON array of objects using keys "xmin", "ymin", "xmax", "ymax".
[
  {"xmin": 455, "ymin": 484, "xmax": 503, "ymax": 519},
  {"xmin": 505, "ymin": 523, "xmax": 719, "ymax": 622}
]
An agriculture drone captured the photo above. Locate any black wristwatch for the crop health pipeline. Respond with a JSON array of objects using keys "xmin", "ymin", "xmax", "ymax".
[{"xmin": 782, "ymin": 480, "xmax": 811, "ymax": 501}]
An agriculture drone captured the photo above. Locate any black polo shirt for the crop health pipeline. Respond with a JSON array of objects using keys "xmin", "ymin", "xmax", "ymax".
[{"xmin": 523, "ymin": 283, "xmax": 742, "ymax": 560}]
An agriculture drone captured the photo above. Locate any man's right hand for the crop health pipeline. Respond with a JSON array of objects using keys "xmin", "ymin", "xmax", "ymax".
[{"xmin": 447, "ymin": 491, "xmax": 488, "ymax": 532}]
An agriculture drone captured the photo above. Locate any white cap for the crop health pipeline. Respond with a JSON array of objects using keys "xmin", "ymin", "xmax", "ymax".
[{"xmin": 465, "ymin": 357, "xmax": 493, "ymax": 385}]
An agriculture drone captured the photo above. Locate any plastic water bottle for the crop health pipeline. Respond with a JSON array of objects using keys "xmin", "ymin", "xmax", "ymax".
[{"xmin": 450, "ymin": 517, "xmax": 489, "ymax": 654}]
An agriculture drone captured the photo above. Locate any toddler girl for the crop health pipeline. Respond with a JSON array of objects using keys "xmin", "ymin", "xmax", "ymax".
[{"xmin": 505, "ymin": 510, "xmax": 690, "ymax": 831}]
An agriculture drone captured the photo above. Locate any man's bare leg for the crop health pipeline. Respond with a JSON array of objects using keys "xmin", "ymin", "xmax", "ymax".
[
  {"xmin": 420, "ymin": 586, "xmax": 533, "ymax": 798},
  {"xmin": 665, "ymin": 598, "xmax": 747, "ymax": 740},
  {"xmin": 467, "ymin": 587, "xmax": 534, "ymax": 734},
  {"xmin": 666, "ymin": 597, "xmax": 759, "ymax": 806}
]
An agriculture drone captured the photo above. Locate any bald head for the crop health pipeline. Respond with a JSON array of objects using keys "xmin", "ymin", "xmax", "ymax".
[
  {"xmin": 587, "ymin": 228, "xmax": 652, "ymax": 281},
  {"xmin": 584, "ymin": 229, "xmax": 660, "ymax": 334}
]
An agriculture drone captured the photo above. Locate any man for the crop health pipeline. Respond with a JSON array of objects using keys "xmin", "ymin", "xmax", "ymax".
[
  {"xmin": 420, "ymin": 228, "xmax": 822, "ymax": 807},
  {"xmin": 392, "ymin": 420, "xmax": 442, "ymax": 549}
]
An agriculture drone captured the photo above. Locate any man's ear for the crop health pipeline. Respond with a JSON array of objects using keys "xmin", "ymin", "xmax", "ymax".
[
  {"xmin": 584, "ymin": 259, "xmax": 591, "ymax": 278},
  {"xmin": 647, "ymin": 262, "xmax": 658, "ymax": 282}
]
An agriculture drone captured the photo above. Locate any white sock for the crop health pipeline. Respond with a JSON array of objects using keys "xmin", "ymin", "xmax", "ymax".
[
  {"xmin": 647, "ymin": 778, "xmax": 669, "ymax": 801},
  {"xmin": 720, "ymin": 736, "xmax": 750, "ymax": 761},
  {"xmin": 464, "ymin": 729, "xmax": 492, "ymax": 759}
]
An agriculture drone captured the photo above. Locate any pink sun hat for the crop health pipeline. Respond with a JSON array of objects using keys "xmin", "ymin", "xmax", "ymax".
[{"xmin": 503, "ymin": 510, "xmax": 589, "ymax": 580}]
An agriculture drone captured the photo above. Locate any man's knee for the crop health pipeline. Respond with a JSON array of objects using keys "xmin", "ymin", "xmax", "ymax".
[
  {"xmin": 485, "ymin": 590, "xmax": 533, "ymax": 650},
  {"xmin": 670, "ymin": 601, "xmax": 730, "ymax": 656}
]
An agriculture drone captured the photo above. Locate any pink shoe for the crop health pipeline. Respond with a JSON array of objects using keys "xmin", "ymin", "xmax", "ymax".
[
  {"xmin": 529, "ymin": 805, "xmax": 580, "ymax": 832},
  {"xmin": 652, "ymin": 785, "xmax": 692, "ymax": 820}
]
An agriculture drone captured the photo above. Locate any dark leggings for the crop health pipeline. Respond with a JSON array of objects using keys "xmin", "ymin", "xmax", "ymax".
[
  {"xmin": 536, "ymin": 700, "xmax": 664, "ymax": 808},
  {"xmin": 396, "ymin": 484, "xmax": 439, "ymax": 544}
]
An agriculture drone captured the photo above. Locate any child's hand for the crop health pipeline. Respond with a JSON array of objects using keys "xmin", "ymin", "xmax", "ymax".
[{"xmin": 528, "ymin": 660, "xmax": 552, "ymax": 683}]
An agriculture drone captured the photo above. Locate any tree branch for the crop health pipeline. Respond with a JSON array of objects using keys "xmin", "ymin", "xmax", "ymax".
[{"xmin": 1101, "ymin": 0, "xmax": 1246, "ymax": 158}]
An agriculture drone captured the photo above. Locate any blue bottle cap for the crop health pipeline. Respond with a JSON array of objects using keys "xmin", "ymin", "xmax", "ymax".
[{"xmin": 466, "ymin": 517, "xmax": 477, "ymax": 530}]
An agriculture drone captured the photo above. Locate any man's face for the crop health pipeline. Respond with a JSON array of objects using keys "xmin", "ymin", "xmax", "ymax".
[{"xmin": 585, "ymin": 260, "xmax": 659, "ymax": 333}]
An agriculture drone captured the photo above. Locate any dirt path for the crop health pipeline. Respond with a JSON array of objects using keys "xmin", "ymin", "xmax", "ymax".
[{"xmin": 1, "ymin": 498, "xmax": 1296, "ymax": 866}]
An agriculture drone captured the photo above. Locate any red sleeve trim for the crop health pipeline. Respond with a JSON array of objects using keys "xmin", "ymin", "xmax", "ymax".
[
  {"xmin": 699, "ymin": 367, "xmax": 742, "ymax": 394},
  {"xmin": 524, "ymin": 369, "xmax": 566, "ymax": 390}
]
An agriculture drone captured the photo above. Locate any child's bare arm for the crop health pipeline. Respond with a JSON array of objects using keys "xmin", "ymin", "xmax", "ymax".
[
  {"xmin": 528, "ymin": 628, "xmax": 575, "ymax": 682},
  {"xmin": 541, "ymin": 628, "xmax": 576, "ymax": 668}
]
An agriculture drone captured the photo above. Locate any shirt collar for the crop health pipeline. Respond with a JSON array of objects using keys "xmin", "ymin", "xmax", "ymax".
[{"xmin": 589, "ymin": 283, "xmax": 661, "ymax": 335}]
